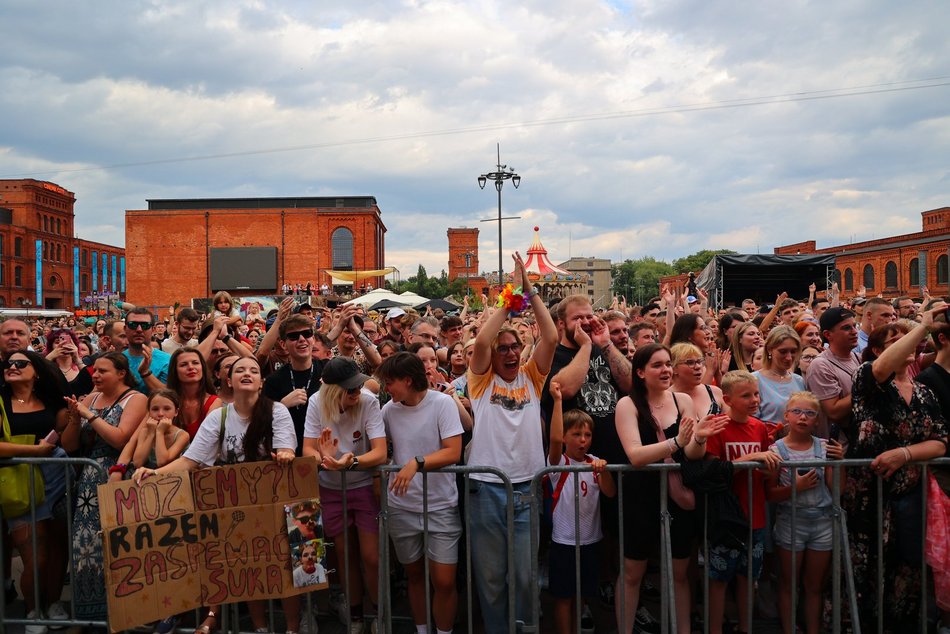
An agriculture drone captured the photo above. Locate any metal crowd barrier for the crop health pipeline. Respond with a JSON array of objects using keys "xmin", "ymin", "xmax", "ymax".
[{"xmin": 4, "ymin": 456, "xmax": 948, "ymax": 634}]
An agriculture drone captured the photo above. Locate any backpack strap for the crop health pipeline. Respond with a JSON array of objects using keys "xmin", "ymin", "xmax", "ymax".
[{"xmin": 218, "ymin": 404, "xmax": 228, "ymax": 451}]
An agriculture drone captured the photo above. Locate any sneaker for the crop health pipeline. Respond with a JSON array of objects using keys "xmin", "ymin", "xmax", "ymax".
[
  {"xmin": 580, "ymin": 604, "xmax": 595, "ymax": 634},
  {"xmin": 153, "ymin": 615, "xmax": 178, "ymax": 634},
  {"xmin": 26, "ymin": 609, "xmax": 49, "ymax": 634},
  {"xmin": 633, "ymin": 606, "xmax": 660, "ymax": 634},
  {"xmin": 348, "ymin": 621, "xmax": 364, "ymax": 634},
  {"xmin": 598, "ymin": 581, "xmax": 615, "ymax": 608},
  {"xmin": 328, "ymin": 590, "xmax": 348, "ymax": 625},
  {"xmin": 47, "ymin": 602, "xmax": 70, "ymax": 630}
]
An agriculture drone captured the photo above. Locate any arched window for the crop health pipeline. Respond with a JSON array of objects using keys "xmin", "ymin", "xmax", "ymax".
[
  {"xmin": 939, "ymin": 255, "xmax": 949, "ymax": 285},
  {"xmin": 56, "ymin": 218, "xmax": 61, "ymax": 234},
  {"xmin": 331, "ymin": 227, "xmax": 354, "ymax": 270},
  {"xmin": 863, "ymin": 264, "xmax": 875, "ymax": 290},
  {"xmin": 844, "ymin": 268, "xmax": 854, "ymax": 291},
  {"xmin": 884, "ymin": 261, "xmax": 897, "ymax": 288},
  {"xmin": 909, "ymin": 259, "xmax": 920, "ymax": 287}
]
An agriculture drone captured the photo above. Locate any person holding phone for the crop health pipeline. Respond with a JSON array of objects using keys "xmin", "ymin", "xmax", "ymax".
[
  {"xmin": 766, "ymin": 392, "xmax": 843, "ymax": 634},
  {"xmin": 45, "ymin": 328, "xmax": 93, "ymax": 397}
]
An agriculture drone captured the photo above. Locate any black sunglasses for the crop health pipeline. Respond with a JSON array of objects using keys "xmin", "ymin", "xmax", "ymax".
[
  {"xmin": 295, "ymin": 514, "xmax": 317, "ymax": 523},
  {"xmin": 346, "ymin": 386, "xmax": 362, "ymax": 395},
  {"xmin": 3, "ymin": 359, "xmax": 30, "ymax": 371},
  {"xmin": 285, "ymin": 330, "xmax": 314, "ymax": 341},
  {"xmin": 127, "ymin": 321, "xmax": 152, "ymax": 330}
]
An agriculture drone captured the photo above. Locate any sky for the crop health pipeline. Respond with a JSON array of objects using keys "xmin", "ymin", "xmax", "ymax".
[{"xmin": 1, "ymin": 0, "xmax": 948, "ymax": 282}]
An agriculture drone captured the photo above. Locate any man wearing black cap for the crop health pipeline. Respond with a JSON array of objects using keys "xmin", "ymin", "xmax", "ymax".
[
  {"xmin": 264, "ymin": 314, "xmax": 324, "ymax": 452},
  {"xmin": 805, "ymin": 307, "xmax": 861, "ymax": 440}
]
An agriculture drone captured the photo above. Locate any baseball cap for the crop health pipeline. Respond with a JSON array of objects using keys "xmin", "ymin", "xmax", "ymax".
[
  {"xmin": 387, "ymin": 308, "xmax": 406, "ymax": 320},
  {"xmin": 819, "ymin": 307, "xmax": 855, "ymax": 333},
  {"xmin": 686, "ymin": 295, "xmax": 698, "ymax": 304},
  {"xmin": 321, "ymin": 357, "xmax": 371, "ymax": 390}
]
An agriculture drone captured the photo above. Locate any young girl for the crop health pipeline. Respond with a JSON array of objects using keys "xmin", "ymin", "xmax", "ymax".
[
  {"xmin": 212, "ymin": 290, "xmax": 243, "ymax": 327},
  {"xmin": 108, "ymin": 389, "xmax": 190, "ymax": 481},
  {"xmin": 766, "ymin": 391, "xmax": 843, "ymax": 634},
  {"xmin": 547, "ymin": 381, "xmax": 615, "ymax": 634}
]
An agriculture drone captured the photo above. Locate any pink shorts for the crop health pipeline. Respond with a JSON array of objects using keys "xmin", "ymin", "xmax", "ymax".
[{"xmin": 320, "ymin": 484, "xmax": 380, "ymax": 537}]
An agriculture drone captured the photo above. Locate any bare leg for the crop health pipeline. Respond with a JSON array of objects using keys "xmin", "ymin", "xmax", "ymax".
[
  {"xmin": 616, "ymin": 558, "xmax": 646, "ymax": 633},
  {"xmin": 708, "ymin": 579, "xmax": 728, "ymax": 634},
  {"xmin": 281, "ymin": 595, "xmax": 301, "ymax": 632},
  {"xmin": 776, "ymin": 547, "xmax": 803, "ymax": 634},
  {"xmin": 358, "ymin": 528, "xmax": 380, "ymax": 609},
  {"xmin": 11, "ymin": 520, "xmax": 48, "ymax": 613},
  {"xmin": 333, "ymin": 528, "xmax": 364, "ymax": 612},
  {"xmin": 735, "ymin": 576, "xmax": 753, "ymax": 633},
  {"xmin": 428, "ymin": 561, "xmax": 458, "ymax": 632},
  {"xmin": 403, "ymin": 559, "xmax": 429, "ymax": 628},
  {"xmin": 553, "ymin": 597, "xmax": 573, "ymax": 634},
  {"xmin": 672, "ymin": 558, "xmax": 692, "ymax": 634},
  {"xmin": 801, "ymin": 550, "xmax": 831, "ymax": 634}
]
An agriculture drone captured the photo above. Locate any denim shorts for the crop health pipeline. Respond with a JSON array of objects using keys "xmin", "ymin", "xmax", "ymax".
[
  {"xmin": 707, "ymin": 528, "xmax": 766, "ymax": 582},
  {"xmin": 773, "ymin": 508, "xmax": 833, "ymax": 552}
]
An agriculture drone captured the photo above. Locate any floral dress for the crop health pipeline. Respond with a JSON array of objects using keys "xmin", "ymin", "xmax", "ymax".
[
  {"xmin": 843, "ymin": 362, "xmax": 948, "ymax": 630},
  {"xmin": 71, "ymin": 391, "xmax": 137, "ymax": 621}
]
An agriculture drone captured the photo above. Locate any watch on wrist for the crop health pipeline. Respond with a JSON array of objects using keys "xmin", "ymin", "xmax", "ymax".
[
  {"xmin": 348, "ymin": 456, "xmax": 360, "ymax": 471},
  {"xmin": 414, "ymin": 455, "xmax": 426, "ymax": 471},
  {"xmin": 221, "ymin": 334, "xmax": 232, "ymax": 344}
]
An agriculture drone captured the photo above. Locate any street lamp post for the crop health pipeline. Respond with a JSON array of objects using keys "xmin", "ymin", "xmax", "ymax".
[{"xmin": 478, "ymin": 143, "xmax": 521, "ymax": 282}]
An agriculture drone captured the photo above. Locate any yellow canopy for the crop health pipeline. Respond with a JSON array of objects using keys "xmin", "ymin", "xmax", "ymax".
[{"xmin": 325, "ymin": 268, "xmax": 395, "ymax": 283}]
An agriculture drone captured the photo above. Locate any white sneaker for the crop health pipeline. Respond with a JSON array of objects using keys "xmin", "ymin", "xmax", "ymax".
[
  {"xmin": 25, "ymin": 609, "xmax": 49, "ymax": 634},
  {"xmin": 47, "ymin": 602, "xmax": 69, "ymax": 630}
]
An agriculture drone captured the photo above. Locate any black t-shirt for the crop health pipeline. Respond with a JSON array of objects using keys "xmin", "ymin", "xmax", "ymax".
[
  {"xmin": 8, "ymin": 407, "xmax": 59, "ymax": 439},
  {"xmin": 263, "ymin": 361, "xmax": 324, "ymax": 454},
  {"xmin": 915, "ymin": 362, "xmax": 950, "ymax": 492},
  {"xmin": 540, "ymin": 343, "xmax": 625, "ymax": 465}
]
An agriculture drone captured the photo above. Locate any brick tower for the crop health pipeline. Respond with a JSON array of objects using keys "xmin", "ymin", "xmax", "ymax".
[{"xmin": 447, "ymin": 227, "xmax": 480, "ymax": 281}]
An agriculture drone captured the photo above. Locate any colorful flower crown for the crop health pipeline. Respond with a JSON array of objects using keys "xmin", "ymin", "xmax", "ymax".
[{"xmin": 496, "ymin": 284, "xmax": 532, "ymax": 316}]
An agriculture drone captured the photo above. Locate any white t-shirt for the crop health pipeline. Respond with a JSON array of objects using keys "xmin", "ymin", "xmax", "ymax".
[
  {"xmin": 548, "ymin": 454, "xmax": 604, "ymax": 546},
  {"xmin": 467, "ymin": 359, "xmax": 547, "ymax": 483},
  {"xmin": 184, "ymin": 402, "xmax": 297, "ymax": 466},
  {"xmin": 293, "ymin": 563, "xmax": 326, "ymax": 587},
  {"xmin": 303, "ymin": 389, "xmax": 386, "ymax": 490},
  {"xmin": 382, "ymin": 390, "xmax": 463, "ymax": 512},
  {"xmin": 161, "ymin": 337, "xmax": 199, "ymax": 354}
]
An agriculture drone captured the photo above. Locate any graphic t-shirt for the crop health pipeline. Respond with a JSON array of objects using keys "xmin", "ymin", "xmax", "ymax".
[
  {"xmin": 467, "ymin": 358, "xmax": 547, "ymax": 483},
  {"xmin": 704, "ymin": 416, "xmax": 771, "ymax": 529},
  {"xmin": 184, "ymin": 402, "xmax": 297, "ymax": 465}
]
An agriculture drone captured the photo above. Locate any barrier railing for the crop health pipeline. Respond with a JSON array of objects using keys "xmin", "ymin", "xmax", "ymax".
[{"xmin": 3, "ymin": 455, "xmax": 948, "ymax": 633}]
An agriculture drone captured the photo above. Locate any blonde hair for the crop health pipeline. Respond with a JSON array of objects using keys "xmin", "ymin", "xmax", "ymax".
[
  {"xmin": 730, "ymin": 322, "xmax": 759, "ymax": 372},
  {"xmin": 318, "ymin": 383, "xmax": 363, "ymax": 425},
  {"xmin": 670, "ymin": 342, "xmax": 703, "ymax": 366},
  {"xmin": 721, "ymin": 370, "xmax": 757, "ymax": 395},
  {"xmin": 786, "ymin": 390, "xmax": 820, "ymax": 411},
  {"xmin": 762, "ymin": 325, "xmax": 801, "ymax": 371}
]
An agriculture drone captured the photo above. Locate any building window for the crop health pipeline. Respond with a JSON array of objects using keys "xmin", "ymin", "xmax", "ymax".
[
  {"xmin": 43, "ymin": 241, "xmax": 48, "ymax": 260},
  {"xmin": 14, "ymin": 237, "xmax": 21, "ymax": 257},
  {"xmin": 909, "ymin": 259, "xmax": 920, "ymax": 287},
  {"xmin": 56, "ymin": 244, "xmax": 62, "ymax": 262},
  {"xmin": 863, "ymin": 264, "xmax": 875, "ymax": 290},
  {"xmin": 49, "ymin": 275, "xmax": 57, "ymax": 287},
  {"xmin": 884, "ymin": 261, "xmax": 898, "ymax": 289},
  {"xmin": 43, "ymin": 216, "xmax": 48, "ymax": 232},
  {"xmin": 14, "ymin": 266, "xmax": 22, "ymax": 287},
  {"xmin": 844, "ymin": 268, "xmax": 853, "ymax": 291},
  {"xmin": 331, "ymin": 227, "xmax": 354, "ymax": 270},
  {"xmin": 938, "ymin": 255, "xmax": 949, "ymax": 285},
  {"xmin": 56, "ymin": 218, "xmax": 61, "ymax": 234},
  {"xmin": 81, "ymin": 274, "xmax": 88, "ymax": 291},
  {"xmin": 82, "ymin": 249, "xmax": 87, "ymax": 266}
]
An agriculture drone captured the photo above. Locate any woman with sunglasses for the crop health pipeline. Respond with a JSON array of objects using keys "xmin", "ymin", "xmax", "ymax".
[
  {"xmin": 303, "ymin": 357, "xmax": 388, "ymax": 633},
  {"xmin": 136, "ymin": 356, "xmax": 299, "ymax": 634},
  {"xmin": 64, "ymin": 352, "xmax": 147, "ymax": 622},
  {"xmin": 167, "ymin": 346, "xmax": 221, "ymax": 439},
  {"xmin": 1, "ymin": 351, "xmax": 73, "ymax": 626}
]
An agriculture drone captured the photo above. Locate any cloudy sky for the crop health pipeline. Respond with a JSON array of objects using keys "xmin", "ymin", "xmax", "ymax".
[{"xmin": 1, "ymin": 0, "xmax": 948, "ymax": 280}]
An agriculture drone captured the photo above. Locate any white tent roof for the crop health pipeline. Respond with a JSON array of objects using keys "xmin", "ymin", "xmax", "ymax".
[
  {"xmin": 398, "ymin": 291, "xmax": 429, "ymax": 305},
  {"xmin": 342, "ymin": 288, "xmax": 408, "ymax": 308}
]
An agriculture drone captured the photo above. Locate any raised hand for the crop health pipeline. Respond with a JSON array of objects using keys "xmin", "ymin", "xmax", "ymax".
[
  {"xmin": 315, "ymin": 428, "xmax": 339, "ymax": 460},
  {"xmin": 695, "ymin": 414, "xmax": 730, "ymax": 440},
  {"xmin": 589, "ymin": 316, "xmax": 609, "ymax": 348},
  {"xmin": 573, "ymin": 321, "xmax": 592, "ymax": 348},
  {"xmin": 549, "ymin": 380, "xmax": 562, "ymax": 401}
]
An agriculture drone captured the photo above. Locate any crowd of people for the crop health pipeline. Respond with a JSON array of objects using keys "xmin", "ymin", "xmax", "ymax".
[{"xmin": 1, "ymin": 271, "xmax": 949, "ymax": 634}]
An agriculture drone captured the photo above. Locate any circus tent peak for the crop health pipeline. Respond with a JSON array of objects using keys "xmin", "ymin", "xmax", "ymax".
[{"xmin": 523, "ymin": 226, "xmax": 572, "ymax": 276}]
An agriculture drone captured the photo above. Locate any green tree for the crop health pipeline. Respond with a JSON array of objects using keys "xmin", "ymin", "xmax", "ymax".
[
  {"xmin": 611, "ymin": 256, "xmax": 675, "ymax": 305},
  {"xmin": 414, "ymin": 264, "xmax": 429, "ymax": 297},
  {"xmin": 671, "ymin": 249, "xmax": 737, "ymax": 274}
]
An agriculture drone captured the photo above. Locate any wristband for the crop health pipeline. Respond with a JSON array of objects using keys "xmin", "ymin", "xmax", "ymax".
[
  {"xmin": 900, "ymin": 446, "xmax": 912, "ymax": 463},
  {"xmin": 221, "ymin": 335, "xmax": 232, "ymax": 344},
  {"xmin": 667, "ymin": 438, "xmax": 677, "ymax": 454},
  {"xmin": 694, "ymin": 436, "xmax": 707, "ymax": 446},
  {"xmin": 672, "ymin": 436, "xmax": 682, "ymax": 450},
  {"xmin": 140, "ymin": 371, "xmax": 153, "ymax": 379},
  {"xmin": 109, "ymin": 464, "xmax": 128, "ymax": 475}
]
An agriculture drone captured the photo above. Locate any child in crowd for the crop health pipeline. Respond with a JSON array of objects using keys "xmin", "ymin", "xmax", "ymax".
[
  {"xmin": 211, "ymin": 290, "xmax": 242, "ymax": 326},
  {"xmin": 767, "ymin": 392, "xmax": 843, "ymax": 634},
  {"xmin": 108, "ymin": 389, "xmax": 189, "ymax": 481},
  {"xmin": 703, "ymin": 371, "xmax": 781, "ymax": 634},
  {"xmin": 546, "ymin": 381, "xmax": 616, "ymax": 634}
]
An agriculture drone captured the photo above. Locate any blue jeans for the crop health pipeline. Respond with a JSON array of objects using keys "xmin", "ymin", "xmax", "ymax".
[{"xmin": 468, "ymin": 479, "xmax": 535, "ymax": 633}]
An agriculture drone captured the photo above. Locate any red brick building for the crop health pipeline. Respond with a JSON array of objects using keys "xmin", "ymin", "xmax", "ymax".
[
  {"xmin": 775, "ymin": 207, "xmax": 950, "ymax": 299},
  {"xmin": 0, "ymin": 179, "xmax": 126, "ymax": 311},
  {"xmin": 125, "ymin": 197, "xmax": 386, "ymax": 309},
  {"xmin": 447, "ymin": 227, "xmax": 488, "ymax": 295}
]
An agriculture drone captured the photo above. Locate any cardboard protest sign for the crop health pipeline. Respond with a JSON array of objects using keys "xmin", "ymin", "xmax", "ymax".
[{"xmin": 98, "ymin": 458, "xmax": 323, "ymax": 632}]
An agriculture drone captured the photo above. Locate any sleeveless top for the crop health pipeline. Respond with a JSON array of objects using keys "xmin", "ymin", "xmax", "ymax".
[{"xmin": 704, "ymin": 384, "xmax": 723, "ymax": 415}]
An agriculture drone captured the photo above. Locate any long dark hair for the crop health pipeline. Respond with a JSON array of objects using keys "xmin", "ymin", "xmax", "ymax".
[
  {"xmin": 669, "ymin": 314, "xmax": 703, "ymax": 347},
  {"xmin": 167, "ymin": 347, "xmax": 216, "ymax": 395},
  {"xmin": 2, "ymin": 350, "xmax": 69, "ymax": 413},
  {"xmin": 629, "ymin": 343, "xmax": 670, "ymax": 439},
  {"xmin": 228, "ymin": 357, "xmax": 274, "ymax": 460}
]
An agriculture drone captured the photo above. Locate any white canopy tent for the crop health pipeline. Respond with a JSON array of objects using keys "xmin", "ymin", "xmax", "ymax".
[{"xmin": 342, "ymin": 288, "xmax": 409, "ymax": 308}]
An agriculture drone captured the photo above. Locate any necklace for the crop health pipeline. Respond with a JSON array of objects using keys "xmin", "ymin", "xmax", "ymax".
[{"xmin": 769, "ymin": 368, "xmax": 791, "ymax": 379}]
